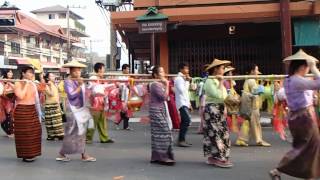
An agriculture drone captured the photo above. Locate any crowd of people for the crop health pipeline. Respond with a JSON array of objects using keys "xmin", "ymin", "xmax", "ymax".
[{"xmin": 0, "ymin": 50, "xmax": 319, "ymax": 180}]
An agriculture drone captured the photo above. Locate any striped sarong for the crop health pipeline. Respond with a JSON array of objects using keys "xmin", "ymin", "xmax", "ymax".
[
  {"xmin": 13, "ymin": 104, "xmax": 42, "ymax": 159},
  {"xmin": 44, "ymin": 103, "xmax": 64, "ymax": 139},
  {"xmin": 149, "ymin": 105, "xmax": 174, "ymax": 162}
]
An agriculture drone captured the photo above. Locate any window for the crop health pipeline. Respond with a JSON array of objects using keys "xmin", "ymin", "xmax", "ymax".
[
  {"xmin": 11, "ymin": 42, "xmax": 20, "ymax": 54},
  {"xmin": 26, "ymin": 36, "xmax": 36, "ymax": 44},
  {"xmin": 48, "ymin": 14, "xmax": 55, "ymax": 19},
  {"xmin": 59, "ymin": 13, "xmax": 66, "ymax": 19},
  {"xmin": 0, "ymin": 41, "xmax": 4, "ymax": 55}
]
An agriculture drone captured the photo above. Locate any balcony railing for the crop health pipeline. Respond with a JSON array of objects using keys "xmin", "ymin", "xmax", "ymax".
[
  {"xmin": 52, "ymin": 46, "xmax": 60, "ymax": 51},
  {"xmin": 74, "ymin": 21, "xmax": 86, "ymax": 32},
  {"xmin": 26, "ymin": 43, "xmax": 40, "ymax": 48},
  {"xmin": 42, "ymin": 44, "xmax": 51, "ymax": 49},
  {"xmin": 7, "ymin": 52, "xmax": 22, "ymax": 57}
]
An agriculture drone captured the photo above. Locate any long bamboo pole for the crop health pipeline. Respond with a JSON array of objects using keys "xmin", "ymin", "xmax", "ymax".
[
  {"xmin": 208, "ymin": 74, "xmax": 314, "ymax": 80},
  {"xmin": 89, "ymin": 73, "xmax": 177, "ymax": 77},
  {"xmin": 0, "ymin": 74, "xmax": 315, "ymax": 83}
]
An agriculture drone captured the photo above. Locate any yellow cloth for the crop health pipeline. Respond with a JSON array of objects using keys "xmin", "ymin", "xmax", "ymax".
[
  {"xmin": 58, "ymin": 81, "xmax": 67, "ymax": 98},
  {"xmin": 238, "ymin": 79, "xmax": 263, "ymax": 143},
  {"xmin": 28, "ymin": 59, "xmax": 43, "ymax": 72},
  {"xmin": 45, "ymin": 83, "xmax": 60, "ymax": 104}
]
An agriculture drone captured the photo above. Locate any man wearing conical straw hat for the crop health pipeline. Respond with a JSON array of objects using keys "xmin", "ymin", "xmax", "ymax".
[
  {"xmin": 56, "ymin": 60, "xmax": 96, "ymax": 162},
  {"xmin": 270, "ymin": 50, "xmax": 320, "ymax": 180}
]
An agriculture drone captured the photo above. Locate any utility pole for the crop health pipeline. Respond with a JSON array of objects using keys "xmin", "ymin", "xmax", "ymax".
[
  {"xmin": 66, "ymin": 5, "xmax": 71, "ymax": 62},
  {"xmin": 66, "ymin": 5, "xmax": 86, "ymax": 63}
]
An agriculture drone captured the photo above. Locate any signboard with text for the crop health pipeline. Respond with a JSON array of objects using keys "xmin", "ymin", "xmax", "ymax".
[{"xmin": 138, "ymin": 21, "xmax": 167, "ymax": 34}]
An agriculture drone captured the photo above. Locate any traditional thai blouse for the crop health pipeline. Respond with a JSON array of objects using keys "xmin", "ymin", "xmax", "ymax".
[
  {"xmin": 149, "ymin": 82, "xmax": 167, "ymax": 108},
  {"xmin": 14, "ymin": 81, "xmax": 36, "ymax": 105},
  {"xmin": 284, "ymin": 75, "xmax": 320, "ymax": 111},
  {"xmin": 45, "ymin": 83, "xmax": 60, "ymax": 104},
  {"xmin": 64, "ymin": 79, "xmax": 83, "ymax": 108},
  {"xmin": 204, "ymin": 79, "xmax": 227, "ymax": 104}
]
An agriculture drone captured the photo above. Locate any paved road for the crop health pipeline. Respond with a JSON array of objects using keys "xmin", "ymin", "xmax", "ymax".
[{"xmin": 0, "ymin": 121, "xmax": 304, "ymax": 180}]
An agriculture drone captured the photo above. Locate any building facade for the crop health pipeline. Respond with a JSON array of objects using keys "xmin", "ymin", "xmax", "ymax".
[
  {"xmin": 111, "ymin": 0, "xmax": 320, "ymax": 76},
  {"xmin": 0, "ymin": 9, "xmax": 73, "ymax": 73},
  {"xmin": 32, "ymin": 5, "xmax": 89, "ymax": 63}
]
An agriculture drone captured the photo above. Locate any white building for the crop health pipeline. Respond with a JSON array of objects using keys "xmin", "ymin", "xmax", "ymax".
[{"xmin": 32, "ymin": 5, "xmax": 89, "ymax": 63}]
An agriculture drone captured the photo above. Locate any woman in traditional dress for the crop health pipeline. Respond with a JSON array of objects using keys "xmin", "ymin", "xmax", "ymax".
[
  {"xmin": 167, "ymin": 79, "xmax": 180, "ymax": 130},
  {"xmin": 149, "ymin": 66, "xmax": 175, "ymax": 166},
  {"xmin": 1, "ymin": 70, "xmax": 15, "ymax": 138},
  {"xmin": 58, "ymin": 74, "xmax": 69, "ymax": 123},
  {"xmin": 223, "ymin": 66, "xmax": 240, "ymax": 133},
  {"xmin": 203, "ymin": 59, "xmax": 233, "ymax": 168},
  {"xmin": 56, "ymin": 60, "xmax": 96, "ymax": 162},
  {"xmin": 44, "ymin": 72, "xmax": 64, "ymax": 141},
  {"xmin": 269, "ymin": 50, "xmax": 320, "ymax": 180},
  {"xmin": 14, "ymin": 66, "xmax": 42, "ymax": 162},
  {"xmin": 236, "ymin": 64, "xmax": 271, "ymax": 147}
]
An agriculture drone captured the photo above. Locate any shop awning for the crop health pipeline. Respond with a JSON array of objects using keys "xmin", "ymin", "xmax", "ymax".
[
  {"xmin": 294, "ymin": 18, "xmax": 320, "ymax": 46},
  {"xmin": 11, "ymin": 58, "xmax": 31, "ymax": 65},
  {"xmin": 42, "ymin": 61, "xmax": 59, "ymax": 69},
  {"xmin": 29, "ymin": 59, "xmax": 42, "ymax": 72}
]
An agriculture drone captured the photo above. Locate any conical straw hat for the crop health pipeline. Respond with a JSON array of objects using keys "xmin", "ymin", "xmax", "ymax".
[
  {"xmin": 205, "ymin": 59, "xmax": 231, "ymax": 72},
  {"xmin": 224, "ymin": 66, "xmax": 235, "ymax": 74},
  {"xmin": 62, "ymin": 60, "xmax": 87, "ymax": 68},
  {"xmin": 283, "ymin": 49, "xmax": 319, "ymax": 63}
]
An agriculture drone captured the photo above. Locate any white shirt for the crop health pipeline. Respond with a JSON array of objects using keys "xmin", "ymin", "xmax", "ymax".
[{"xmin": 174, "ymin": 72, "xmax": 191, "ymax": 109}]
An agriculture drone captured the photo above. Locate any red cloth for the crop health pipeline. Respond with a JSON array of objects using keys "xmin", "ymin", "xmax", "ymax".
[
  {"xmin": 272, "ymin": 101, "xmax": 288, "ymax": 140},
  {"xmin": 0, "ymin": 98, "xmax": 5, "ymax": 123},
  {"xmin": 167, "ymin": 81, "xmax": 180, "ymax": 129}
]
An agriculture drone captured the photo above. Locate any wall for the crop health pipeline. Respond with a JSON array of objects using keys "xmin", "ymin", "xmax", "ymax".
[
  {"xmin": 35, "ymin": 13, "xmax": 76, "ymax": 29},
  {"xmin": 134, "ymin": 0, "xmax": 274, "ymax": 8}
]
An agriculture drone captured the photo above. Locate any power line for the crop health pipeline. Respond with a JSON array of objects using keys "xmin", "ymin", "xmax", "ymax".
[{"xmin": 96, "ymin": 3, "xmax": 127, "ymax": 54}]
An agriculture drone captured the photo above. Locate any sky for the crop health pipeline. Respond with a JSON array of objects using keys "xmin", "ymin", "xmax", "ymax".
[{"xmin": 5, "ymin": 0, "xmax": 128, "ymax": 63}]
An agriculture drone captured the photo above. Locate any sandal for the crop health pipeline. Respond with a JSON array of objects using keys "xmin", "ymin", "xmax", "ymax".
[
  {"xmin": 82, "ymin": 156, "xmax": 97, "ymax": 162},
  {"xmin": 269, "ymin": 170, "xmax": 281, "ymax": 180},
  {"xmin": 56, "ymin": 156, "xmax": 71, "ymax": 162},
  {"xmin": 22, "ymin": 158, "xmax": 36, "ymax": 162}
]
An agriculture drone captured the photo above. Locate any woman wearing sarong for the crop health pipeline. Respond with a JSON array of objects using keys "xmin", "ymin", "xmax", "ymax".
[
  {"xmin": 149, "ymin": 66, "xmax": 175, "ymax": 166},
  {"xmin": 1, "ymin": 70, "xmax": 15, "ymax": 138},
  {"xmin": 56, "ymin": 60, "xmax": 96, "ymax": 162},
  {"xmin": 269, "ymin": 50, "xmax": 320, "ymax": 180},
  {"xmin": 236, "ymin": 64, "xmax": 271, "ymax": 147},
  {"xmin": 203, "ymin": 59, "xmax": 233, "ymax": 168},
  {"xmin": 44, "ymin": 72, "xmax": 64, "ymax": 141},
  {"xmin": 14, "ymin": 66, "xmax": 42, "ymax": 162}
]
